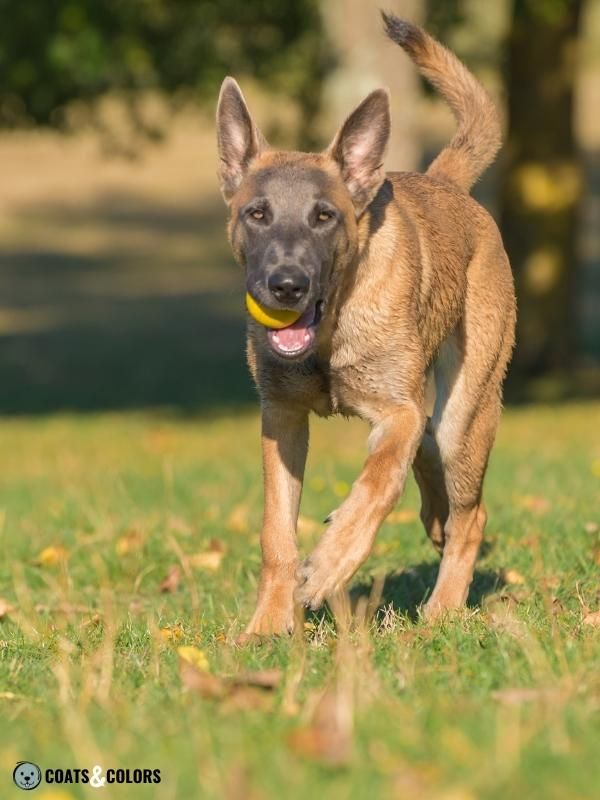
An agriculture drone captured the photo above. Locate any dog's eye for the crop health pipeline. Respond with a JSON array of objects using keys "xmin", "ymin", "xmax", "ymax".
[
  {"xmin": 315, "ymin": 208, "xmax": 336, "ymax": 224},
  {"xmin": 250, "ymin": 209, "xmax": 265, "ymax": 221}
]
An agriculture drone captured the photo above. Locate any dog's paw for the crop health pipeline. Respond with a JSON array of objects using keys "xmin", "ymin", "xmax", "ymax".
[
  {"xmin": 294, "ymin": 553, "xmax": 350, "ymax": 610},
  {"xmin": 237, "ymin": 602, "xmax": 295, "ymax": 645}
]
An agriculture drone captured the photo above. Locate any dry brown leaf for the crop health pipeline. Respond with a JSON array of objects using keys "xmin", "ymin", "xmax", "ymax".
[
  {"xmin": 188, "ymin": 550, "xmax": 223, "ymax": 571},
  {"xmin": 159, "ymin": 565, "xmax": 181, "ymax": 593},
  {"xmin": 188, "ymin": 539, "xmax": 226, "ymax": 571},
  {"xmin": 179, "ymin": 658, "xmax": 279, "ymax": 712},
  {"xmin": 115, "ymin": 529, "xmax": 144, "ymax": 555},
  {"xmin": 35, "ymin": 545, "xmax": 69, "ymax": 566},
  {"xmin": 80, "ymin": 613, "xmax": 102, "ymax": 629},
  {"xmin": 500, "ymin": 568, "xmax": 526, "ymax": 585},
  {"xmin": 592, "ymin": 545, "xmax": 600, "ymax": 568},
  {"xmin": 0, "ymin": 598, "xmax": 15, "ymax": 619},
  {"xmin": 230, "ymin": 668, "xmax": 282, "ymax": 690},
  {"xmin": 387, "ymin": 509, "xmax": 418, "ymax": 524},
  {"xmin": 583, "ymin": 610, "xmax": 600, "ymax": 627},
  {"xmin": 179, "ymin": 660, "xmax": 225, "ymax": 697},
  {"xmin": 226, "ymin": 504, "xmax": 250, "ymax": 533},
  {"xmin": 483, "ymin": 591, "xmax": 524, "ymax": 613}
]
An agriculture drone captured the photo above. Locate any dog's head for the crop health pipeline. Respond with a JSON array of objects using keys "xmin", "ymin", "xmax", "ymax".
[{"xmin": 216, "ymin": 77, "xmax": 390, "ymax": 361}]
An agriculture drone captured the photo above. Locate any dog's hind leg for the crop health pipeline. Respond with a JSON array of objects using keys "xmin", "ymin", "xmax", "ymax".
[
  {"xmin": 240, "ymin": 403, "xmax": 308, "ymax": 641},
  {"xmin": 423, "ymin": 244, "xmax": 515, "ymax": 619}
]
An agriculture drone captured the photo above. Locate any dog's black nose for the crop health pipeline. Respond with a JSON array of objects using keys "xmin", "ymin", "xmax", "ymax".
[{"xmin": 267, "ymin": 268, "xmax": 310, "ymax": 306}]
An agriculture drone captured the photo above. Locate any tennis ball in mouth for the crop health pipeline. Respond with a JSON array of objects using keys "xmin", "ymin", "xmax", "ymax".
[{"xmin": 245, "ymin": 293, "xmax": 302, "ymax": 329}]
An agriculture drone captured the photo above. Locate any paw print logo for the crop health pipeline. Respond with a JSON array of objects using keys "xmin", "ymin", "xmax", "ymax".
[{"xmin": 13, "ymin": 762, "xmax": 42, "ymax": 791}]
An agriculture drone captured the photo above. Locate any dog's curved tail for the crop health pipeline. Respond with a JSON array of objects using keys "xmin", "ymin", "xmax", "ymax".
[{"xmin": 382, "ymin": 11, "xmax": 501, "ymax": 193}]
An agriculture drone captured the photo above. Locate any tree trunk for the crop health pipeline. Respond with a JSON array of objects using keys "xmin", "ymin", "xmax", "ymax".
[
  {"xmin": 320, "ymin": 0, "xmax": 423, "ymax": 171},
  {"xmin": 501, "ymin": 0, "xmax": 584, "ymax": 381}
]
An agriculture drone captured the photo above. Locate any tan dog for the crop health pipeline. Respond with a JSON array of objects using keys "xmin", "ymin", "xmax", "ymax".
[{"xmin": 216, "ymin": 13, "xmax": 516, "ymax": 637}]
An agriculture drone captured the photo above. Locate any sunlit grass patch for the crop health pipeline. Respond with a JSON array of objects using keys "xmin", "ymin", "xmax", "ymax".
[{"xmin": 0, "ymin": 404, "xmax": 599, "ymax": 798}]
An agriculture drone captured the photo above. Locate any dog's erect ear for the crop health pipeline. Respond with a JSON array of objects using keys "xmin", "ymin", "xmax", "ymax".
[
  {"xmin": 327, "ymin": 89, "xmax": 391, "ymax": 214},
  {"xmin": 216, "ymin": 77, "xmax": 268, "ymax": 203}
]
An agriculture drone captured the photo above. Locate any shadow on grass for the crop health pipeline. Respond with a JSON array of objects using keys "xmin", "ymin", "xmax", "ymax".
[
  {"xmin": 0, "ymin": 194, "xmax": 258, "ymax": 415},
  {"xmin": 348, "ymin": 561, "xmax": 502, "ymax": 622}
]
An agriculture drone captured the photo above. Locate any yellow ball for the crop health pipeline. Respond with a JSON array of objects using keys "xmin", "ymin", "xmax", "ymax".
[{"xmin": 245, "ymin": 293, "xmax": 301, "ymax": 329}]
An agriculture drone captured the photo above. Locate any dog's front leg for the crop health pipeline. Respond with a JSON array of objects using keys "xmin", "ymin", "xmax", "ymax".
[
  {"xmin": 295, "ymin": 403, "xmax": 424, "ymax": 610},
  {"xmin": 241, "ymin": 402, "xmax": 308, "ymax": 640}
]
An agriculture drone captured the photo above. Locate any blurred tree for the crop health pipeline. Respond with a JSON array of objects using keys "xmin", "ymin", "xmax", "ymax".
[
  {"xmin": 0, "ymin": 0, "xmax": 329, "ymax": 148},
  {"xmin": 500, "ymin": 0, "xmax": 584, "ymax": 380},
  {"xmin": 321, "ymin": 0, "xmax": 423, "ymax": 171}
]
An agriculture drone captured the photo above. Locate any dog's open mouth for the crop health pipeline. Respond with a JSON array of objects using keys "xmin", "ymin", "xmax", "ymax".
[{"xmin": 267, "ymin": 302, "xmax": 323, "ymax": 358}]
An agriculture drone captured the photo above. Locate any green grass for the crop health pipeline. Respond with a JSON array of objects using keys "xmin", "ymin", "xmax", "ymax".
[{"xmin": 1, "ymin": 404, "xmax": 599, "ymax": 800}]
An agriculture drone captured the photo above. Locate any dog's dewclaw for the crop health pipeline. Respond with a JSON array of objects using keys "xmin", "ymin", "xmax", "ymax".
[{"xmin": 245, "ymin": 293, "xmax": 301, "ymax": 329}]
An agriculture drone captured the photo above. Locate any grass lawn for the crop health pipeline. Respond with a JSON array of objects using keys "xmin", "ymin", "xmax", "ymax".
[{"xmin": 0, "ymin": 402, "xmax": 599, "ymax": 799}]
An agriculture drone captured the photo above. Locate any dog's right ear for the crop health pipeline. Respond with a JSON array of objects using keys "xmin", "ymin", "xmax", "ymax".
[{"xmin": 216, "ymin": 77, "xmax": 268, "ymax": 203}]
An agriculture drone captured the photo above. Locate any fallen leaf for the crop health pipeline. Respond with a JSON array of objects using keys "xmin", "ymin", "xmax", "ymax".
[
  {"xmin": 115, "ymin": 529, "xmax": 144, "ymax": 555},
  {"xmin": 188, "ymin": 551, "xmax": 223, "ymax": 571},
  {"xmin": 0, "ymin": 598, "xmax": 15, "ymax": 619},
  {"xmin": 387, "ymin": 509, "xmax": 418, "ymax": 524},
  {"xmin": 159, "ymin": 623, "xmax": 185, "ymax": 642},
  {"xmin": 583, "ymin": 610, "xmax": 600, "ymax": 627},
  {"xmin": 35, "ymin": 545, "xmax": 69, "ymax": 566},
  {"xmin": 179, "ymin": 660, "xmax": 225, "ymax": 697},
  {"xmin": 80, "ymin": 613, "xmax": 102, "ymax": 629},
  {"xmin": 500, "ymin": 568, "xmax": 526, "ymax": 585},
  {"xmin": 592, "ymin": 545, "xmax": 600, "ymax": 568},
  {"xmin": 484, "ymin": 590, "xmax": 529, "ymax": 612},
  {"xmin": 230, "ymin": 668, "xmax": 282, "ymax": 689},
  {"xmin": 177, "ymin": 646, "xmax": 209, "ymax": 672},
  {"xmin": 188, "ymin": 539, "xmax": 226, "ymax": 571},
  {"xmin": 159, "ymin": 565, "xmax": 181, "ymax": 593},
  {"xmin": 179, "ymin": 658, "xmax": 280, "ymax": 712}
]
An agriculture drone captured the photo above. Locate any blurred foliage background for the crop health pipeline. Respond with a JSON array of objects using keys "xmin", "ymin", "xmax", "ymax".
[{"xmin": 0, "ymin": 0, "xmax": 599, "ymax": 412}]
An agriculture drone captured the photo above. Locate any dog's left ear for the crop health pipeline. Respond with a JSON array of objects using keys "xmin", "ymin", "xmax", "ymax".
[
  {"xmin": 327, "ymin": 88, "xmax": 390, "ymax": 214},
  {"xmin": 216, "ymin": 77, "xmax": 269, "ymax": 203}
]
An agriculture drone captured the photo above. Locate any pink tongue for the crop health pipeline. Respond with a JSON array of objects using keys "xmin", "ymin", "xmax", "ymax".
[{"xmin": 270, "ymin": 308, "xmax": 314, "ymax": 351}]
